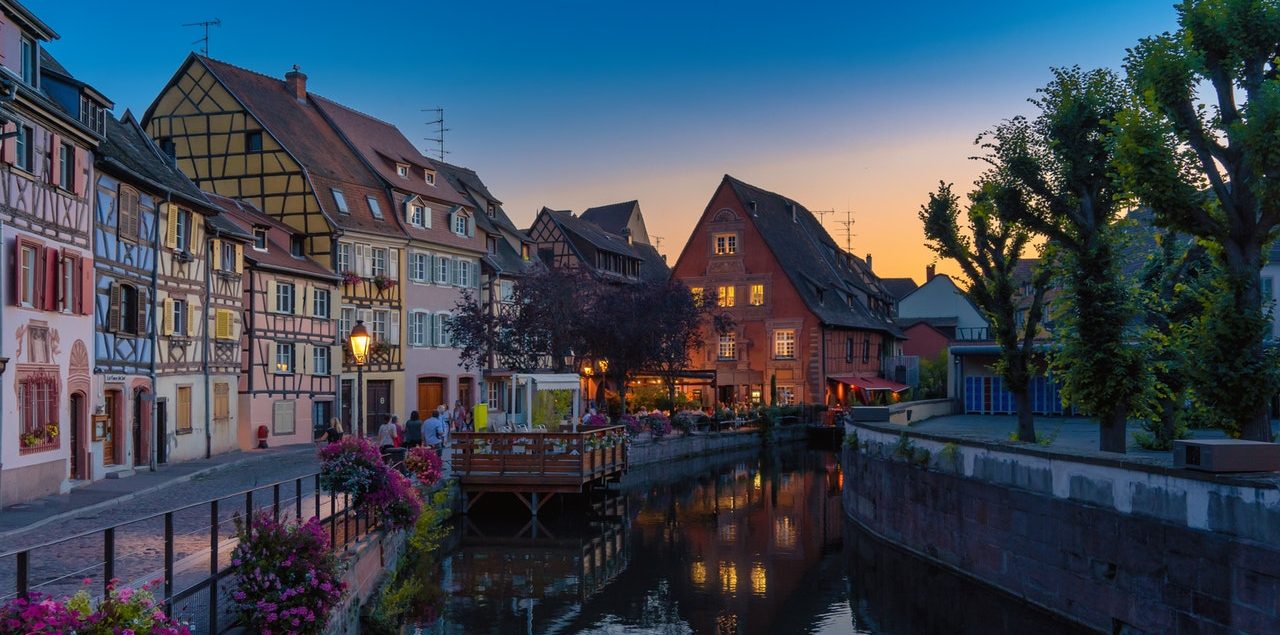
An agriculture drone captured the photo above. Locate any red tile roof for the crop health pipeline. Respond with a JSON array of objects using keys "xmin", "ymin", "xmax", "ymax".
[{"xmin": 204, "ymin": 192, "xmax": 338, "ymax": 281}]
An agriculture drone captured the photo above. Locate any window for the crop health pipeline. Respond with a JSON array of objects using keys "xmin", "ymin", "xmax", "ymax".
[
  {"xmin": 272, "ymin": 400, "xmax": 295, "ymax": 435},
  {"xmin": 246, "ymin": 131, "xmax": 263, "ymax": 153},
  {"xmin": 425, "ymin": 171, "xmax": 436, "ymax": 185},
  {"xmin": 718, "ymin": 333, "xmax": 736, "ymax": 360},
  {"xmin": 371, "ymin": 247, "xmax": 388, "ymax": 277},
  {"xmin": 845, "ymin": 337, "xmax": 854, "ymax": 363},
  {"xmin": 714, "ymin": 233, "xmax": 737, "ymax": 255},
  {"xmin": 778, "ymin": 386, "xmax": 796, "ymax": 406},
  {"xmin": 396, "ymin": 164, "xmax": 409, "ymax": 178},
  {"xmin": 275, "ymin": 342, "xmax": 295, "ymax": 374},
  {"xmin": 1264, "ymin": 276, "xmax": 1274, "ymax": 302},
  {"xmin": 174, "ymin": 209, "xmax": 192, "ymax": 252},
  {"xmin": 312, "ymin": 288, "xmax": 330, "ymax": 318},
  {"xmin": 158, "ymin": 137, "xmax": 176, "ymax": 160},
  {"xmin": 487, "ymin": 237, "xmax": 497, "ymax": 254},
  {"xmin": 499, "ymin": 280, "xmax": 514, "ymax": 302},
  {"xmin": 110, "ymin": 283, "xmax": 145, "ymax": 335},
  {"xmin": 59, "ymin": 252, "xmax": 79, "ymax": 313},
  {"xmin": 276, "ymin": 282, "xmax": 295, "ymax": 314},
  {"xmin": 717, "ymin": 285, "xmax": 735, "ymax": 308},
  {"xmin": 409, "ymin": 204, "xmax": 427, "ymax": 227},
  {"xmin": 176, "ymin": 386, "xmax": 193, "ymax": 433},
  {"xmin": 19, "ymin": 37, "xmax": 35, "ymax": 86},
  {"xmin": 220, "ymin": 241, "xmax": 237, "ymax": 271},
  {"xmin": 253, "ymin": 228, "xmax": 267, "ymax": 250},
  {"xmin": 435, "ymin": 312, "xmax": 452, "ymax": 347},
  {"xmin": 774, "ymin": 329, "xmax": 796, "ymax": 359},
  {"xmin": 15, "ymin": 126, "xmax": 32, "ymax": 172},
  {"xmin": 456, "ymin": 260, "xmax": 472, "ymax": 287},
  {"xmin": 750, "ymin": 284, "xmax": 765, "ymax": 306},
  {"xmin": 17, "ymin": 372, "xmax": 57, "ymax": 452},
  {"xmin": 332, "ymin": 189, "xmax": 349, "ymax": 214},
  {"xmin": 367, "ymin": 196, "xmax": 383, "ymax": 219},
  {"xmin": 59, "ymin": 143, "xmax": 74, "ymax": 190},
  {"xmin": 289, "ymin": 235, "xmax": 304, "ymax": 257},
  {"xmin": 862, "ymin": 337, "xmax": 872, "ymax": 363},
  {"xmin": 213, "ymin": 383, "xmax": 230, "ymax": 424},
  {"xmin": 521, "ymin": 244, "xmax": 531, "ymax": 261},
  {"xmin": 410, "ymin": 311, "xmax": 430, "ymax": 347},
  {"xmin": 18, "ymin": 244, "xmax": 36, "ymax": 307},
  {"xmin": 339, "ymin": 306, "xmax": 355, "ymax": 339},
  {"xmin": 411, "ymin": 252, "xmax": 430, "ymax": 282},
  {"xmin": 436, "ymin": 256, "xmax": 450, "ymax": 284},
  {"xmin": 170, "ymin": 299, "xmax": 187, "ymax": 336},
  {"xmin": 486, "ymin": 203, "xmax": 496, "ymax": 217},
  {"xmin": 487, "ymin": 381, "xmax": 503, "ymax": 410},
  {"xmin": 313, "ymin": 346, "xmax": 330, "ymax": 375},
  {"xmin": 337, "ymin": 242, "xmax": 352, "ymax": 273},
  {"xmin": 453, "ymin": 213, "xmax": 468, "ymax": 236},
  {"xmin": 372, "ymin": 309, "xmax": 390, "ymax": 343}
]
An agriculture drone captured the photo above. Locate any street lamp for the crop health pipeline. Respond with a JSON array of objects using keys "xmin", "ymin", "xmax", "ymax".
[{"xmin": 349, "ymin": 320, "xmax": 371, "ymax": 436}]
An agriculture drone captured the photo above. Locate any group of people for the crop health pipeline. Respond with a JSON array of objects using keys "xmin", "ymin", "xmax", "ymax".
[{"xmin": 320, "ymin": 400, "xmax": 473, "ymax": 457}]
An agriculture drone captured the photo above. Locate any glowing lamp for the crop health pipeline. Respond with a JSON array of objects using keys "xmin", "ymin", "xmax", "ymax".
[{"xmin": 348, "ymin": 320, "xmax": 372, "ymax": 365}]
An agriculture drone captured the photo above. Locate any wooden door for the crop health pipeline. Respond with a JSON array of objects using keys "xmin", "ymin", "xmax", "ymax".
[
  {"xmin": 417, "ymin": 378, "xmax": 444, "ymax": 417},
  {"xmin": 366, "ymin": 380, "xmax": 393, "ymax": 437},
  {"xmin": 156, "ymin": 400, "xmax": 167, "ymax": 464},
  {"xmin": 132, "ymin": 390, "xmax": 145, "ymax": 467},
  {"xmin": 103, "ymin": 391, "xmax": 117, "ymax": 466},
  {"xmin": 458, "ymin": 378, "xmax": 473, "ymax": 407},
  {"xmin": 340, "ymin": 380, "xmax": 353, "ymax": 432}
]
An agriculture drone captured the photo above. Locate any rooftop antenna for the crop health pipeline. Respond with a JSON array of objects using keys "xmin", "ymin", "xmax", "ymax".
[
  {"xmin": 652, "ymin": 235, "xmax": 664, "ymax": 251},
  {"xmin": 183, "ymin": 18, "xmax": 221, "ymax": 56},
  {"xmin": 836, "ymin": 208, "xmax": 857, "ymax": 252},
  {"xmin": 424, "ymin": 107, "xmax": 448, "ymax": 161}
]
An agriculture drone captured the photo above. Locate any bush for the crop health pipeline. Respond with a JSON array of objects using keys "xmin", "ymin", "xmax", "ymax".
[
  {"xmin": 0, "ymin": 580, "xmax": 189, "ymax": 635},
  {"xmin": 230, "ymin": 513, "xmax": 346, "ymax": 634}
]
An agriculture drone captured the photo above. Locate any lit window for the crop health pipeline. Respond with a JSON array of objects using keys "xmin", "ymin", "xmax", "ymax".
[
  {"xmin": 717, "ymin": 286, "xmax": 735, "ymax": 308},
  {"xmin": 774, "ymin": 329, "xmax": 795, "ymax": 359},
  {"xmin": 718, "ymin": 333, "xmax": 736, "ymax": 360},
  {"xmin": 275, "ymin": 342, "xmax": 294, "ymax": 374},
  {"xmin": 521, "ymin": 244, "xmax": 531, "ymax": 261},
  {"xmin": 714, "ymin": 233, "xmax": 737, "ymax": 255},
  {"xmin": 367, "ymin": 196, "xmax": 383, "ymax": 219},
  {"xmin": 750, "ymin": 284, "xmax": 765, "ymax": 306},
  {"xmin": 332, "ymin": 189, "xmax": 349, "ymax": 214},
  {"xmin": 253, "ymin": 228, "xmax": 267, "ymax": 250}
]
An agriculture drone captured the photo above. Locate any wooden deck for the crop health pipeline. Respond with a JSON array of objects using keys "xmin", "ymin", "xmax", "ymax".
[{"xmin": 451, "ymin": 426, "xmax": 628, "ymax": 515}]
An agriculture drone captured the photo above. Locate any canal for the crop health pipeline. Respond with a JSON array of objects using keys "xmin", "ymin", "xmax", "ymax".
[{"xmin": 413, "ymin": 443, "xmax": 1093, "ymax": 634}]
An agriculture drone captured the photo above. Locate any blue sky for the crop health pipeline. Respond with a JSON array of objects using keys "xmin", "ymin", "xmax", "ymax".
[{"xmin": 34, "ymin": 0, "xmax": 1179, "ymax": 278}]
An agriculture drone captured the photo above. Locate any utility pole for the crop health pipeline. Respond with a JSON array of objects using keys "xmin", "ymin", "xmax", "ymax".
[
  {"xmin": 424, "ymin": 107, "xmax": 448, "ymax": 161},
  {"xmin": 182, "ymin": 19, "xmax": 221, "ymax": 56}
]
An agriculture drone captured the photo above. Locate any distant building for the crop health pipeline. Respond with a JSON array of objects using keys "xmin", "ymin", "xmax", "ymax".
[
  {"xmin": 879, "ymin": 276, "xmax": 919, "ymax": 301},
  {"xmin": 896, "ymin": 268, "xmax": 989, "ymax": 360},
  {"xmin": 670, "ymin": 175, "xmax": 902, "ymax": 407},
  {"xmin": 527, "ymin": 201, "xmax": 669, "ymax": 283}
]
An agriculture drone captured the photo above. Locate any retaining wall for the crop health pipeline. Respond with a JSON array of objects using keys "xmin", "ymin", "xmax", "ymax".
[
  {"xmin": 844, "ymin": 422, "xmax": 1280, "ymax": 635},
  {"xmin": 887, "ymin": 398, "xmax": 956, "ymax": 424},
  {"xmin": 629, "ymin": 425, "xmax": 806, "ymax": 467}
]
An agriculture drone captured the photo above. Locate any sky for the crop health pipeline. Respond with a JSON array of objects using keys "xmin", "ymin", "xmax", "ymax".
[{"xmin": 33, "ymin": 0, "xmax": 1180, "ymax": 281}]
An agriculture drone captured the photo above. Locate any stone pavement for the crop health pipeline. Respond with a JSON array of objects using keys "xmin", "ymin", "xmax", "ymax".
[
  {"xmin": 904, "ymin": 414, "xmax": 1280, "ymax": 468},
  {"xmin": 0, "ymin": 443, "xmax": 320, "ymax": 546}
]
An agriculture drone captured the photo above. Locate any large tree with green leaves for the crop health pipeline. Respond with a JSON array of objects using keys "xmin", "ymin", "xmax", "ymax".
[
  {"xmin": 920, "ymin": 181, "xmax": 1050, "ymax": 442},
  {"xmin": 1117, "ymin": 0, "xmax": 1280, "ymax": 441},
  {"xmin": 981, "ymin": 67, "xmax": 1152, "ymax": 453}
]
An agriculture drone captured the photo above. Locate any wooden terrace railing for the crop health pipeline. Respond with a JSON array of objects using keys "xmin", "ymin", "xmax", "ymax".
[{"xmin": 450, "ymin": 426, "xmax": 628, "ymax": 494}]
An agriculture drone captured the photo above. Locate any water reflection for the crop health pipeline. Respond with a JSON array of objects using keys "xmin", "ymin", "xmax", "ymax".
[{"xmin": 418, "ymin": 447, "xmax": 1089, "ymax": 634}]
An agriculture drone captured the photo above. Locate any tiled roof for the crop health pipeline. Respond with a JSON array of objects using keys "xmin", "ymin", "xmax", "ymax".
[
  {"xmin": 722, "ymin": 175, "xmax": 900, "ymax": 335},
  {"xmin": 434, "ymin": 160, "xmax": 530, "ymax": 241},
  {"xmin": 880, "ymin": 277, "xmax": 919, "ymax": 300},
  {"xmin": 204, "ymin": 192, "xmax": 337, "ymax": 280},
  {"xmin": 206, "ymin": 210, "xmax": 254, "ymax": 241},
  {"xmin": 97, "ymin": 112, "xmax": 212, "ymax": 210},
  {"xmin": 581, "ymin": 201, "xmax": 644, "ymax": 239},
  {"xmin": 539, "ymin": 207, "xmax": 670, "ymax": 282},
  {"xmin": 195, "ymin": 56, "xmax": 398, "ymax": 236}
]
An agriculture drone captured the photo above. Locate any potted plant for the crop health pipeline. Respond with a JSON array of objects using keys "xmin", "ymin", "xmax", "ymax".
[
  {"xmin": 341, "ymin": 271, "xmax": 363, "ymax": 286},
  {"xmin": 372, "ymin": 274, "xmax": 398, "ymax": 291},
  {"xmin": 230, "ymin": 513, "xmax": 346, "ymax": 635}
]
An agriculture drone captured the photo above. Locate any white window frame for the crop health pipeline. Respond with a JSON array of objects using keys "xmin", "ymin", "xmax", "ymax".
[
  {"xmin": 332, "ymin": 189, "xmax": 349, "ymax": 214},
  {"xmin": 339, "ymin": 306, "xmax": 355, "ymax": 339},
  {"xmin": 718, "ymin": 333, "xmax": 736, "ymax": 360},
  {"xmin": 336, "ymin": 242, "xmax": 352, "ymax": 273},
  {"xmin": 372, "ymin": 309, "xmax": 389, "ymax": 342},
  {"xmin": 453, "ymin": 213, "xmax": 468, "ymax": 236},
  {"xmin": 434, "ymin": 312, "xmax": 450, "ymax": 347},
  {"xmin": 396, "ymin": 164, "xmax": 409, "ymax": 178},
  {"xmin": 409, "ymin": 310, "xmax": 430, "ymax": 347},
  {"xmin": 312, "ymin": 288, "xmax": 330, "ymax": 318},
  {"xmin": 313, "ymin": 346, "xmax": 330, "ymax": 376},
  {"xmin": 275, "ymin": 342, "xmax": 294, "ymax": 374},
  {"xmin": 425, "ymin": 171, "xmax": 436, "ymax": 186},
  {"xmin": 714, "ymin": 233, "xmax": 737, "ymax": 255},
  {"xmin": 253, "ymin": 228, "xmax": 268, "ymax": 251},
  {"xmin": 436, "ymin": 256, "xmax": 450, "ymax": 285},
  {"xmin": 276, "ymin": 282, "xmax": 295, "ymax": 314},
  {"xmin": 774, "ymin": 329, "xmax": 796, "ymax": 359},
  {"xmin": 371, "ymin": 247, "xmax": 388, "ymax": 278},
  {"xmin": 172, "ymin": 299, "xmax": 187, "ymax": 337}
]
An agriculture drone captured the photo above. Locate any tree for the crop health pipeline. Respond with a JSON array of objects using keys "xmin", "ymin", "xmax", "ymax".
[
  {"xmin": 644, "ymin": 284, "xmax": 733, "ymax": 409},
  {"xmin": 920, "ymin": 180, "xmax": 1050, "ymax": 442},
  {"xmin": 981, "ymin": 67, "xmax": 1151, "ymax": 452},
  {"xmin": 1117, "ymin": 0, "xmax": 1280, "ymax": 441}
]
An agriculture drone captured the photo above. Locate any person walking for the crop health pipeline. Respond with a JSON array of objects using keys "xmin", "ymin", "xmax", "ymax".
[
  {"xmin": 389, "ymin": 415, "xmax": 403, "ymax": 448},
  {"xmin": 402, "ymin": 410, "xmax": 423, "ymax": 448},
  {"xmin": 324, "ymin": 417, "xmax": 343, "ymax": 444},
  {"xmin": 376, "ymin": 416, "xmax": 398, "ymax": 453}
]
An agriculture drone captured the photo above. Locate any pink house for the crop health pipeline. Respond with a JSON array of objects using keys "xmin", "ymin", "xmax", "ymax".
[{"xmin": 208, "ymin": 194, "xmax": 339, "ymax": 448}]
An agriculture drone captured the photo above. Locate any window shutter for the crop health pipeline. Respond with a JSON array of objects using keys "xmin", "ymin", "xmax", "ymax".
[
  {"xmin": 389, "ymin": 249, "xmax": 399, "ymax": 281},
  {"xmin": 299, "ymin": 286, "xmax": 309, "ymax": 316},
  {"xmin": 12, "ymin": 244, "xmax": 21, "ymax": 307},
  {"xmin": 328, "ymin": 289, "xmax": 337, "ymax": 319},
  {"xmin": 299, "ymin": 344, "xmax": 310, "ymax": 375},
  {"xmin": 73, "ymin": 147, "xmax": 85, "ymax": 195},
  {"xmin": 467, "ymin": 215, "xmax": 475, "ymax": 237},
  {"xmin": 136, "ymin": 289, "xmax": 149, "ymax": 336},
  {"xmin": 107, "ymin": 282, "xmax": 121, "ymax": 331},
  {"xmin": 42, "ymin": 247, "xmax": 57, "ymax": 311},
  {"xmin": 161, "ymin": 297, "xmax": 174, "ymax": 336},
  {"xmin": 163, "ymin": 203, "xmax": 178, "ymax": 249},
  {"xmin": 187, "ymin": 302, "xmax": 198, "ymax": 337},
  {"xmin": 388, "ymin": 310, "xmax": 400, "ymax": 345},
  {"xmin": 1, "ymin": 122, "xmax": 14, "ymax": 165},
  {"xmin": 447, "ymin": 258, "xmax": 456, "ymax": 286},
  {"xmin": 210, "ymin": 239, "xmax": 222, "ymax": 270},
  {"xmin": 78, "ymin": 256, "xmax": 91, "ymax": 315},
  {"xmin": 266, "ymin": 280, "xmax": 278, "ymax": 313},
  {"xmin": 233, "ymin": 244, "xmax": 243, "ymax": 274},
  {"xmin": 48, "ymin": 134, "xmax": 60, "ymax": 186}
]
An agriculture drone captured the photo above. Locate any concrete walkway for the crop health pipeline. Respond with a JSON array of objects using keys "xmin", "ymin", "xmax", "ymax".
[
  {"xmin": 904, "ymin": 414, "xmax": 1278, "ymax": 468},
  {"xmin": 0, "ymin": 443, "xmax": 318, "ymax": 544}
]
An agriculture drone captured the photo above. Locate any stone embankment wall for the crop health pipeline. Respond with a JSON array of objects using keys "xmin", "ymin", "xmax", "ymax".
[
  {"xmin": 629, "ymin": 425, "xmax": 807, "ymax": 467},
  {"xmin": 887, "ymin": 398, "xmax": 956, "ymax": 424},
  {"xmin": 844, "ymin": 422, "xmax": 1280, "ymax": 635}
]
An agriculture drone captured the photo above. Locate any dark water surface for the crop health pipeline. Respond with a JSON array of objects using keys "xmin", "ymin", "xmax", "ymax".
[{"xmin": 417, "ymin": 444, "xmax": 1093, "ymax": 634}]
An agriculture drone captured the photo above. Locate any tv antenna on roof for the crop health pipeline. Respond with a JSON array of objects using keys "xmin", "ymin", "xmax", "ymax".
[
  {"xmin": 424, "ymin": 107, "xmax": 448, "ymax": 161},
  {"xmin": 836, "ymin": 208, "xmax": 857, "ymax": 252},
  {"xmin": 183, "ymin": 19, "xmax": 221, "ymax": 57}
]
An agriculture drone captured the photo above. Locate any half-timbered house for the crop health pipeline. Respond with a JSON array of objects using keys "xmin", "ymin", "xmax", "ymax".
[
  {"xmin": 209, "ymin": 194, "xmax": 337, "ymax": 448},
  {"xmin": 0, "ymin": 10, "xmax": 101, "ymax": 503},
  {"xmin": 142, "ymin": 58, "xmax": 405, "ymax": 437},
  {"xmin": 670, "ymin": 176, "xmax": 902, "ymax": 407},
  {"xmin": 527, "ymin": 203, "xmax": 669, "ymax": 283},
  {"xmin": 313, "ymin": 96, "xmax": 483, "ymax": 418}
]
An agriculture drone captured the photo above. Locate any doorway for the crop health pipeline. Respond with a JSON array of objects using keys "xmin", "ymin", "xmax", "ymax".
[
  {"xmin": 458, "ymin": 377, "xmax": 474, "ymax": 408},
  {"xmin": 365, "ymin": 380, "xmax": 393, "ymax": 437},
  {"xmin": 340, "ymin": 379, "xmax": 353, "ymax": 433},
  {"xmin": 417, "ymin": 377, "xmax": 444, "ymax": 418},
  {"xmin": 156, "ymin": 399, "xmax": 167, "ymax": 465},
  {"xmin": 312, "ymin": 400, "xmax": 334, "ymax": 440},
  {"xmin": 103, "ymin": 389, "xmax": 118, "ymax": 463},
  {"xmin": 132, "ymin": 390, "xmax": 145, "ymax": 467},
  {"xmin": 70, "ymin": 392, "xmax": 85, "ymax": 479}
]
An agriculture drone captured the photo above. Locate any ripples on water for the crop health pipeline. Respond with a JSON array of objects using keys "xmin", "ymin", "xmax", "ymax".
[{"xmin": 413, "ymin": 444, "xmax": 1092, "ymax": 634}]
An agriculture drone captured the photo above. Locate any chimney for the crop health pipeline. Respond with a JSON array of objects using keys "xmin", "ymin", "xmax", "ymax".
[
  {"xmin": 285, "ymin": 65, "xmax": 307, "ymax": 103},
  {"xmin": 788, "ymin": 203, "xmax": 797, "ymax": 222},
  {"xmin": 926, "ymin": 263, "xmax": 936, "ymax": 282},
  {"xmin": 865, "ymin": 253, "xmax": 873, "ymax": 269}
]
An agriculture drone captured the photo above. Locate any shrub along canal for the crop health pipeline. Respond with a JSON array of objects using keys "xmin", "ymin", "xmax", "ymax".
[{"xmin": 396, "ymin": 442, "xmax": 1092, "ymax": 634}]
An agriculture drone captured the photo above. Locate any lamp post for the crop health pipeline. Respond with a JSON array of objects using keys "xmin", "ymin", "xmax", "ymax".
[{"xmin": 349, "ymin": 320, "xmax": 372, "ymax": 437}]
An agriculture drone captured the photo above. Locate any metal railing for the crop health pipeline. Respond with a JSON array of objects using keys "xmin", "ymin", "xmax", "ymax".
[{"xmin": 0, "ymin": 471, "xmax": 381, "ymax": 633}]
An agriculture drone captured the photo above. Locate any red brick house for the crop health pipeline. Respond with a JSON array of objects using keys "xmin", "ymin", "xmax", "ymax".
[{"xmin": 670, "ymin": 176, "xmax": 903, "ymax": 407}]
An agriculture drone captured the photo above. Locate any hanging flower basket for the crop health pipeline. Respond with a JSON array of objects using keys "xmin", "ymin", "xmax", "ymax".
[
  {"xmin": 341, "ymin": 271, "xmax": 363, "ymax": 285},
  {"xmin": 372, "ymin": 274, "xmax": 398, "ymax": 291}
]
